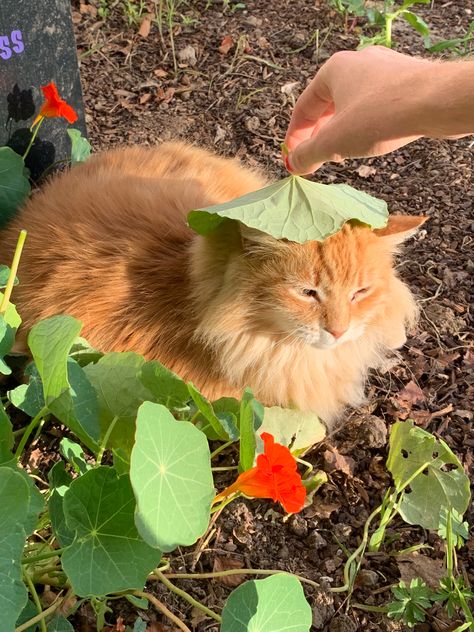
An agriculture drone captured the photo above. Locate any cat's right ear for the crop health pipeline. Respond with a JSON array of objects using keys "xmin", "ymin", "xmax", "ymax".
[
  {"xmin": 240, "ymin": 223, "xmax": 282, "ymax": 253},
  {"xmin": 374, "ymin": 215, "xmax": 428, "ymax": 247}
]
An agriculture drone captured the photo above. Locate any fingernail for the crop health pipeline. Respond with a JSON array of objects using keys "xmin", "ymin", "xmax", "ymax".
[{"xmin": 284, "ymin": 152, "xmax": 294, "ymax": 173}]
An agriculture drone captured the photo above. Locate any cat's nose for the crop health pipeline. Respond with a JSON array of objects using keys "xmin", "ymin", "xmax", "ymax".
[{"xmin": 328, "ymin": 328, "xmax": 347, "ymax": 340}]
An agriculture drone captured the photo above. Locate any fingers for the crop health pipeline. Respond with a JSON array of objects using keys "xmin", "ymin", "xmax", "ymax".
[
  {"xmin": 284, "ymin": 67, "xmax": 334, "ymax": 152},
  {"xmin": 286, "ymin": 116, "xmax": 345, "ymax": 175}
]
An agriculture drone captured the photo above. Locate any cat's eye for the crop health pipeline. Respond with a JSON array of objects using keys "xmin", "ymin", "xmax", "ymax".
[
  {"xmin": 351, "ymin": 287, "xmax": 370, "ymax": 302},
  {"xmin": 302, "ymin": 288, "xmax": 319, "ymax": 300}
]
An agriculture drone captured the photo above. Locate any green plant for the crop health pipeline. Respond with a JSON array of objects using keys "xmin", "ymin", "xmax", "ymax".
[
  {"xmin": 360, "ymin": 0, "xmax": 431, "ymax": 48},
  {"xmin": 121, "ymin": 0, "xmax": 146, "ymax": 26},
  {"xmin": 427, "ymin": 20, "xmax": 474, "ymax": 56},
  {"xmin": 387, "ymin": 579, "xmax": 436, "ymax": 627}
]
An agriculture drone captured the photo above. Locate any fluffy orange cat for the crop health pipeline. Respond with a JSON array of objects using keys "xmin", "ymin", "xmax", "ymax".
[{"xmin": 0, "ymin": 142, "xmax": 425, "ymax": 425}]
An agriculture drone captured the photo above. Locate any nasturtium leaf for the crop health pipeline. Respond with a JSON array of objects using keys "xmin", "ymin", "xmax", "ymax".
[
  {"xmin": 0, "ymin": 301, "xmax": 21, "ymax": 375},
  {"xmin": 67, "ymin": 129, "xmax": 92, "ymax": 165},
  {"xmin": 46, "ymin": 615, "xmax": 74, "ymax": 632},
  {"xmin": 62, "ymin": 466, "xmax": 161, "ymax": 596},
  {"xmin": 140, "ymin": 360, "xmax": 190, "ymax": 411},
  {"xmin": 387, "ymin": 421, "xmax": 470, "ymax": 530},
  {"xmin": 17, "ymin": 469, "xmax": 44, "ymax": 536},
  {"xmin": 84, "ymin": 352, "xmax": 155, "ymax": 454},
  {"xmin": 49, "ymin": 358, "xmax": 100, "ymax": 451},
  {"xmin": 133, "ymin": 618, "xmax": 147, "ymax": 632},
  {"xmin": 28, "ymin": 315, "xmax": 82, "ymax": 403},
  {"xmin": 188, "ymin": 383, "xmax": 238, "ymax": 441},
  {"xmin": 259, "ymin": 407, "xmax": 326, "ymax": 453},
  {"xmin": 130, "ymin": 402, "xmax": 215, "ymax": 552},
  {"xmin": 16, "ymin": 600, "xmax": 39, "ymax": 632},
  {"xmin": 8, "ymin": 364, "xmax": 44, "ymax": 417},
  {"xmin": 402, "ymin": 10, "xmax": 431, "ymax": 39},
  {"xmin": 59, "ymin": 438, "xmax": 90, "ymax": 475},
  {"xmin": 0, "ymin": 467, "xmax": 30, "ymax": 632},
  {"xmin": 188, "ymin": 176, "xmax": 388, "ymax": 243},
  {"xmin": 0, "ymin": 265, "xmax": 18, "ymax": 289},
  {"xmin": 0, "ymin": 403, "xmax": 13, "ymax": 463},
  {"xmin": 221, "ymin": 574, "xmax": 312, "ymax": 632},
  {"xmin": 239, "ymin": 389, "xmax": 264, "ymax": 472},
  {"xmin": 69, "ymin": 337, "xmax": 103, "ymax": 367},
  {"xmin": 0, "ymin": 147, "xmax": 31, "ymax": 225},
  {"xmin": 48, "ymin": 460, "xmax": 75, "ymax": 547}
]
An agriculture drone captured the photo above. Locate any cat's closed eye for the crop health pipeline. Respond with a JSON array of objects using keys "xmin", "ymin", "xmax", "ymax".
[
  {"xmin": 302, "ymin": 288, "xmax": 320, "ymax": 301},
  {"xmin": 350, "ymin": 287, "xmax": 370, "ymax": 302}
]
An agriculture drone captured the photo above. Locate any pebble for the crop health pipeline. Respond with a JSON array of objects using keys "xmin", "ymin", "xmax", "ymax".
[
  {"xmin": 357, "ymin": 569, "xmax": 379, "ymax": 587},
  {"xmin": 289, "ymin": 514, "xmax": 308, "ymax": 537}
]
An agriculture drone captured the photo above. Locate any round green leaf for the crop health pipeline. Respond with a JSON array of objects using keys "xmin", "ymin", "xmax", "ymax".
[
  {"xmin": 130, "ymin": 402, "xmax": 214, "ymax": 552},
  {"xmin": 221, "ymin": 574, "xmax": 312, "ymax": 632},
  {"xmin": 0, "ymin": 147, "xmax": 30, "ymax": 225},
  {"xmin": 387, "ymin": 421, "xmax": 470, "ymax": 530},
  {"xmin": 259, "ymin": 407, "xmax": 326, "ymax": 452},
  {"xmin": 67, "ymin": 129, "xmax": 92, "ymax": 165},
  {"xmin": 188, "ymin": 176, "xmax": 388, "ymax": 243},
  {"xmin": 62, "ymin": 466, "xmax": 161, "ymax": 596}
]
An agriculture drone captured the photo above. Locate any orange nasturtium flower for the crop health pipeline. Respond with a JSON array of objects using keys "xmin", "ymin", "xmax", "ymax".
[
  {"xmin": 214, "ymin": 432, "xmax": 306, "ymax": 514},
  {"xmin": 32, "ymin": 81, "xmax": 78, "ymax": 126}
]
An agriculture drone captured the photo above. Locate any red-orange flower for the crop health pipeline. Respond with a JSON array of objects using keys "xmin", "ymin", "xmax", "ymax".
[
  {"xmin": 33, "ymin": 81, "xmax": 78, "ymax": 126},
  {"xmin": 214, "ymin": 432, "xmax": 306, "ymax": 514}
]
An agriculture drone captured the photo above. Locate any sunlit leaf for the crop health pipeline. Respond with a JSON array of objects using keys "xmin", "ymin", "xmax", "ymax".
[
  {"xmin": 259, "ymin": 407, "xmax": 326, "ymax": 452},
  {"xmin": 67, "ymin": 129, "xmax": 92, "ymax": 165},
  {"xmin": 239, "ymin": 389, "xmax": 263, "ymax": 471},
  {"xmin": 188, "ymin": 176, "xmax": 388, "ymax": 243},
  {"xmin": 130, "ymin": 402, "xmax": 214, "ymax": 552},
  {"xmin": 221, "ymin": 574, "xmax": 312, "ymax": 631}
]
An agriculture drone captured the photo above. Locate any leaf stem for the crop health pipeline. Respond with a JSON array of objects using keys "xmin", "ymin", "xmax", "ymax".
[
  {"xmin": 96, "ymin": 415, "xmax": 119, "ymax": 465},
  {"xmin": 15, "ymin": 590, "xmax": 72, "ymax": 632},
  {"xmin": 210, "ymin": 439, "xmax": 234, "ymax": 459},
  {"xmin": 163, "ymin": 568, "xmax": 320, "ymax": 588},
  {"xmin": 154, "ymin": 570, "xmax": 222, "ymax": 623},
  {"xmin": 0, "ymin": 230, "xmax": 27, "ymax": 315},
  {"xmin": 14, "ymin": 406, "xmax": 49, "ymax": 458},
  {"xmin": 24, "ymin": 573, "xmax": 47, "ymax": 632},
  {"xmin": 133, "ymin": 590, "xmax": 192, "ymax": 632},
  {"xmin": 22, "ymin": 547, "xmax": 66, "ymax": 565},
  {"xmin": 23, "ymin": 118, "xmax": 44, "ymax": 160}
]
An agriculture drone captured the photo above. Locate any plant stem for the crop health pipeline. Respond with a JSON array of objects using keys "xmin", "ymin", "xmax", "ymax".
[
  {"xmin": 23, "ymin": 117, "xmax": 44, "ymax": 160},
  {"xmin": 211, "ymin": 466, "xmax": 239, "ymax": 472},
  {"xmin": 155, "ymin": 570, "xmax": 222, "ymax": 623},
  {"xmin": 133, "ymin": 590, "xmax": 192, "ymax": 632},
  {"xmin": 0, "ymin": 230, "xmax": 27, "ymax": 315},
  {"xmin": 15, "ymin": 590, "xmax": 72, "ymax": 632},
  {"xmin": 210, "ymin": 439, "xmax": 234, "ymax": 459},
  {"xmin": 210, "ymin": 492, "xmax": 240, "ymax": 514},
  {"xmin": 22, "ymin": 547, "xmax": 66, "ymax": 565},
  {"xmin": 15, "ymin": 406, "xmax": 49, "ymax": 458},
  {"xmin": 385, "ymin": 16, "xmax": 393, "ymax": 47},
  {"xmin": 96, "ymin": 415, "xmax": 119, "ymax": 465},
  {"xmin": 24, "ymin": 573, "xmax": 47, "ymax": 632},
  {"xmin": 163, "ymin": 568, "xmax": 320, "ymax": 588}
]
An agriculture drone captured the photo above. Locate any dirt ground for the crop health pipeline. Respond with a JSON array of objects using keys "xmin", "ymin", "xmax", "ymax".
[{"xmin": 70, "ymin": 1, "xmax": 473, "ymax": 630}]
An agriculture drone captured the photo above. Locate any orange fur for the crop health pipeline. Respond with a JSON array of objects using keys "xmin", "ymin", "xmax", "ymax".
[{"xmin": 0, "ymin": 142, "xmax": 425, "ymax": 426}]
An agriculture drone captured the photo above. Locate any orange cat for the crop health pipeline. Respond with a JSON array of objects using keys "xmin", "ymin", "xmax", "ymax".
[{"xmin": 0, "ymin": 142, "xmax": 425, "ymax": 425}]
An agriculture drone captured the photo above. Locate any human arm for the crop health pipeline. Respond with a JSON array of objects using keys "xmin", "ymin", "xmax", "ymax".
[{"xmin": 284, "ymin": 46, "xmax": 474, "ymax": 174}]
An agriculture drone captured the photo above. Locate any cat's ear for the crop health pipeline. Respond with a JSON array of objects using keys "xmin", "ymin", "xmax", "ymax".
[
  {"xmin": 374, "ymin": 215, "xmax": 428, "ymax": 246},
  {"xmin": 240, "ymin": 223, "xmax": 282, "ymax": 252}
]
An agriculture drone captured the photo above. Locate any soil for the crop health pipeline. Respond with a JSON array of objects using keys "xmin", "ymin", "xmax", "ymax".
[{"xmin": 48, "ymin": 1, "xmax": 474, "ymax": 630}]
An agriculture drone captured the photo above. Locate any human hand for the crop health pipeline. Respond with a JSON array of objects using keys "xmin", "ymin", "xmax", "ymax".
[{"xmin": 284, "ymin": 46, "xmax": 432, "ymax": 174}]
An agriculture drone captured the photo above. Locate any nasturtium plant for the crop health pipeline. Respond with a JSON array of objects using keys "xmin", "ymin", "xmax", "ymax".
[
  {"xmin": 0, "ymin": 147, "xmax": 31, "ymax": 225},
  {"xmin": 221, "ymin": 573, "xmax": 312, "ymax": 631},
  {"xmin": 188, "ymin": 176, "xmax": 388, "ymax": 243},
  {"xmin": 387, "ymin": 421, "xmax": 470, "ymax": 530},
  {"xmin": 0, "ymin": 300, "xmax": 21, "ymax": 375},
  {"xmin": 67, "ymin": 129, "xmax": 92, "ymax": 165},
  {"xmin": 130, "ymin": 402, "xmax": 215, "ymax": 551},
  {"xmin": 259, "ymin": 406, "xmax": 326, "ymax": 452},
  {"xmin": 61, "ymin": 466, "xmax": 161, "ymax": 596}
]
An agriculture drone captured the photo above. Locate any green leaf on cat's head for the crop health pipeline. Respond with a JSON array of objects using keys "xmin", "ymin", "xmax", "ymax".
[{"xmin": 187, "ymin": 175, "xmax": 388, "ymax": 243}]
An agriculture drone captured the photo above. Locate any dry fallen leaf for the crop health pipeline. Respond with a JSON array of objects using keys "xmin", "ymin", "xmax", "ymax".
[
  {"xmin": 138, "ymin": 16, "xmax": 151, "ymax": 38},
  {"xmin": 323, "ymin": 447, "xmax": 355, "ymax": 477},
  {"xmin": 218, "ymin": 35, "xmax": 234, "ymax": 55},
  {"xmin": 280, "ymin": 81, "xmax": 300, "ymax": 96},
  {"xmin": 139, "ymin": 93, "xmax": 152, "ymax": 105},
  {"xmin": 357, "ymin": 165, "xmax": 377, "ymax": 178},
  {"xmin": 212, "ymin": 556, "xmax": 246, "ymax": 586},
  {"xmin": 397, "ymin": 551, "xmax": 445, "ymax": 589}
]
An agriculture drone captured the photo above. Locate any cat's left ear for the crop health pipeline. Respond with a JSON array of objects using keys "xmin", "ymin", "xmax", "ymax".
[
  {"xmin": 374, "ymin": 215, "xmax": 428, "ymax": 246},
  {"xmin": 240, "ymin": 223, "xmax": 283, "ymax": 252}
]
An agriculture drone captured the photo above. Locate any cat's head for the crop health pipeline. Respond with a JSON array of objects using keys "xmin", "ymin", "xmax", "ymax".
[{"xmin": 235, "ymin": 215, "xmax": 427, "ymax": 349}]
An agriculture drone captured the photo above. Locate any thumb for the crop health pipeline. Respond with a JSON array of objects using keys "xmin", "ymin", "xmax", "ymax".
[{"xmin": 287, "ymin": 117, "xmax": 345, "ymax": 175}]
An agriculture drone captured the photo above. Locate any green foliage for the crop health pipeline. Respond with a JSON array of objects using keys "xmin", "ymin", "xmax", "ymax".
[
  {"xmin": 387, "ymin": 579, "xmax": 435, "ymax": 627},
  {"xmin": 0, "ymin": 147, "xmax": 30, "ymax": 225},
  {"xmin": 130, "ymin": 402, "xmax": 215, "ymax": 551},
  {"xmin": 221, "ymin": 574, "xmax": 312, "ymax": 631},
  {"xmin": 239, "ymin": 388, "xmax": 264, "ymax": 471},
  {"xmin": 259, "ymin": 407, "xmax": 326, "ymax": 452},
  {"xmin": 188, "ymin": 176, "xmax": 388, "ymax": 243},
  {"xmin": 0, "ymin": 300, "xmax": 21, "ymax": 375},
  {"xmin": 427, "ymin": 20, "xmax": 474, "ymax": 56},
  {"xmin": 0, "ymin": 265, "xmax": 19, "ymax": 289},
  {"xmin": 62, "ymin": 466, "xmax": 161, "ymax": 596},
  {"xmin": 438, "ymin": 508, "xmax": 469, "ymax": 548},
  {"xmin": 67, "ymin": 129, "xmax": 92, "ymax": 165},
  {"xmin": 387, "ymin": 421, "xmax": 470, "ymax": 530}
]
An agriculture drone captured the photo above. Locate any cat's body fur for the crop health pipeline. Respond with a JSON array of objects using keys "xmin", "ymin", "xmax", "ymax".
[{"xmin": 0, "ymin": 143, "xmax": 424, "ymax": 425}]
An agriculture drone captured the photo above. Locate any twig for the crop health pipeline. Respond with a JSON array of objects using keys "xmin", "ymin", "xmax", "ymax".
[
  {"xmin": 155, "ymin": 570, "xmax": 222, "ymax": 623},
  {"xmin": 133, "ymin": 590, "xmax": 192, "ymax": 632},
  {"xmin": 162, "ymin": 567, "xmax": 320, "ymax": 588}
]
